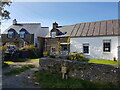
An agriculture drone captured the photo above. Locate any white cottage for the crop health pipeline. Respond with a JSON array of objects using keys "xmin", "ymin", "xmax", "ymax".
[{"xmin": 55, "ymin": 19, "xmax": 120, "ymax": 61}]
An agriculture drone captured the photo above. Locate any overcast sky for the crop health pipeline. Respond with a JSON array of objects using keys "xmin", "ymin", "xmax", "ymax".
[{"xmin": 1, "ymin": 2, "xmax": 118, "ymax": 33}]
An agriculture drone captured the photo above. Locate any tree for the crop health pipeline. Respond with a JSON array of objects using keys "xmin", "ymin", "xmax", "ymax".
[
  {"xmin": 0, "ymin": 0, "xmax": 12, "ymax": 21},
  {"xmin": 0, "ymin": 0, "xmax": 12, "ymax": 66}
]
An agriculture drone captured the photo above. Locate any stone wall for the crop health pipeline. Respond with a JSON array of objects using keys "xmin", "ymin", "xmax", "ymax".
[
  {"xmin": 40, "ymin": 58, "xmax": 120, "ymax": 85},
  {"xmin": 1, "ymin": 34, "xmax": 34, "ymax": 47},
  {"xmin": 44, "ymin": 37, "xmax": 69, "ymax": 55}
]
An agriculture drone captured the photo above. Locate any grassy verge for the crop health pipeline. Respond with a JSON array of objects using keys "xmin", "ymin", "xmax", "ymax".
[
  {"xmin": 34, "ymin": 70, "xmax": 120, "ymax": 88},
  {"xmin": 4, "ymin": 64, "xmax": 35, "ymax": 76},
  {"xmin": 4, "ymin": 58, "xmax": 40, "ymax": 63},
  {"xmin": 88, "ymin": 59, "xmax": 120, "ymax": 65},
  {"xmin": 28, "ymin": 58, "xmax": 40, "ymax": 62},
  {"xmin": 4, "ymin": 61, "xmax": 14, "ymax": 65}
]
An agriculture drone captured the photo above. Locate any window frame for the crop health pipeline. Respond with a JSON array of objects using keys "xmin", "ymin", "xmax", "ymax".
[
  {"xmin": 103, "ymin": 40, "xmax": 111, "ymax": 53},
  {"xmin": 61, "ymin": 45, "xmax": 68, "ymax": 51},
  {"xmin": 8, "ymin": 31, "xmax": 14, "ymax": 38},
  {"xmin": 19, "ymin": 31, "xmax": 25, "ymax": 38},
  {"xmin": 51, "ymin": 32, "xmax": 56, "ymax": 38},
  {"xmin": 51, "ymin": 47, "xmax": 56, "ymax": 53},
  {"xmin": 83, "ymin": 43, "xmax": 90, "ymax": 55}
]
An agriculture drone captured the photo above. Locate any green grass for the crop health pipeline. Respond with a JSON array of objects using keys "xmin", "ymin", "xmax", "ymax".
[
  {"xmin": 4, "ymin": 64, "xmax": 35, "ymax": 76},
  {"xmin": 4, "ymin": 61, "xmax": 14, "ymax": 65},
  {"xmin": 5, "ymin": 58, "xmax": 40, "ymax": 62},
  {"xmin": 88, "ymin": 59, "xmax": 120, "ymax": 65},
  {"xmin": 34, "ymin": 70, "xmax": 120, "ymax": 88},
  {"xmin": 28, "ymin": 58, "xmax": 40, "ymax": 62}
]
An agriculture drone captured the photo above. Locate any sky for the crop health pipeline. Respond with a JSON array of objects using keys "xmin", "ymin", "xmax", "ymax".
[{"xmin": 1, "ymin": 2, "xmax": 118, "ymax": 33}]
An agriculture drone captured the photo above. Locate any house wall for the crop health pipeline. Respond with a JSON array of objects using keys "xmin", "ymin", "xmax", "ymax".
[
  {"xmin": 70, "ymin": 36, "xmax": 119, "ymax": 60},
  {"xmin": 37, "ymin": 37, "xmax": 45, "ymax": 57},
  {"xmin": 44, "ymin": 37, "xmax": 69, "ymax": 55},
  {"xmin": 118, "ymin": 36, "xmax": 120, "ymax": 46},
  {"xmin": 1, "ymin": 34, "xmax": 34, "ymax": 47}
]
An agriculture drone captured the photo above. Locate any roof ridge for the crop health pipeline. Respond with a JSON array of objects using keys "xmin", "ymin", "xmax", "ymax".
[{"xmin": 17, "ymin": 22, "xmax": 41, "ymax": 25}]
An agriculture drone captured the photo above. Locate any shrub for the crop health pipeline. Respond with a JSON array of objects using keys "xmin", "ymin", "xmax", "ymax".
[
  {"xmin": 48, "ymin": 55, "xmax": 56, "ymax": 58},
  {"xmin": 70, "ymin": 50, "xmax": 78, "ymax": 54},
  {"xmin": 43, "ymin": 51, "xmax": 49, "ymax": 57},
  {"xmin": 0, "ymin": 45, "xmax": 7, "ymax": 51},
  {"xmin": 65, "ymin": 53, "xmax": 89, "ymax": 62},
  {"xmin": 19, "ymin": 44, "xmax": 38, "ymax": 58}
]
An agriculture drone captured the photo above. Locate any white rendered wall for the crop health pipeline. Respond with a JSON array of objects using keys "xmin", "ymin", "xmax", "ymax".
[
  {"xmin": 70, "ymin": 36, "xmax": 119, "ymax": 60},
  {"xmin": 118, "ymin": 36, "xmax": 120, "ymax": 46}
]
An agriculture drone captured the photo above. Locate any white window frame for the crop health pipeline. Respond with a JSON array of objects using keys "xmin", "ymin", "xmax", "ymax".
[
  {"xmin": 83, "ymin": 43, "xmax": 90, "ymax": 55},
  {"xmin": 52, "ymin": 32, "xmax": 56, "ymax": 38},
  {"xmin": 103, "ymin": 40, "xmax": 111, "ymax": 53},
  {"xmin": 51, "ymin": 47, "xmax": 56, "ymax": 53}
]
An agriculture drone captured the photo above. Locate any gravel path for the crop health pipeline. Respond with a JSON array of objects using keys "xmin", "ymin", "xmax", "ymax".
[{"xmin": 2, "ymin": 61, "xmax": 39, "ymax": 88}]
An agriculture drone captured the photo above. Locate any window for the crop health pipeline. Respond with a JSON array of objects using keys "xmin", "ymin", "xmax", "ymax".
[
  {"xmin": 83, "ymin": 44, "xmax": 89, "ymax": 54},
  {"xmin": 103, "ymin": 40, "xmax": 111, "ymax": 52},
  {"xmin": 20, "ymin": 31, "xmax": 25, "ymax": 38},
  {"xmin": 52, "ymin": 32, "xmax": 56, "ymax": 38},
  {"xmin": 51, "ymin": 47, "xmax": 56, "ymax": 52},
  {"xmin": 8, "ymin": 31, "xmax": 14, "ymax": 38},
  {"xmin": 61, "ymin": 45, "xmax": 68, "ymax": 51}
]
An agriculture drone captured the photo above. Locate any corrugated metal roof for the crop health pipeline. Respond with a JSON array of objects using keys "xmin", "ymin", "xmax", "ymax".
[{"xmin": 57, "ymin": 19, "xmax": 120, "ymax": 37}]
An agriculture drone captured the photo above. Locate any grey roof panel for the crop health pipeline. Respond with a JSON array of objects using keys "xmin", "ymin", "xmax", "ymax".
[
  {"xmin": 100, "ymin": 21, "xmax": 106, "ymax": 35},
  {"xmin": 93, "ymin": 22, "xmax": 100, "ymax": 36},
  {"xmin": 87, "ymin": 22, "xmax": 95, "ymax": 36},
  {"xmin": 107, "ymin": 20, "xmax": 114, "ymax": 35},
  {"xmin": 113, "ymin": 20, "xmax": 119, "ymax": 35},
  {"xmin": 81, "ymin": 23, "xmax": 89, "ymax": 36},
  {"xmin": 58, "ymin": 25, "xmax": 75, "ymax": 36},
  {"xmin": 71, "ymin": 24, "xmax": 80, "ymax": 36},
  {"xmin": 76, "ymin": 23, "xmax": 85, "ymax": 36}
]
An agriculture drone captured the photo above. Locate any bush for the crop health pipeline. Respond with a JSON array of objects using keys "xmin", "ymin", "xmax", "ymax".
[
  {"xmin": 48, "ymin": 55, "xmax": 56, "ymax": 58},
  {"xmin": 43, "ymin": 51, "xmax": 49, "ymax": 57},
  {"xmin": 65, "ymin": 53, "xmax": 89, "ymax": 62},
  {"xmin": 0, "ymin": 45, "xmax": 7, "ymax": 51},
  {"xmin": 19, "ymin": 44, "xmax": 38, "ymax": 58}
]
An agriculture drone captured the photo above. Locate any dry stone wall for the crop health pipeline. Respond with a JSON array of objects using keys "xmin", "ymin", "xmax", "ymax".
[{"xmin": 40, "ymin": 58, "xmax": 120, "ymax": 85}]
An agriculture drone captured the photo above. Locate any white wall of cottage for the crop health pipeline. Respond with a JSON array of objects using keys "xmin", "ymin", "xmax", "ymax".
[{"xmin": 70, "ymin": 36, "xmax": 119, "ymax": 61}]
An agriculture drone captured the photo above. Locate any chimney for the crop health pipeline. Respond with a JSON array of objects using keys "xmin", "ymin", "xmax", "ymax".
[
  {"xmin": 13, "ymin": 19, "xmax": 17, "ymax": 25},
  {"xmin": 53, "ymin": 22, "xmax": 58, "ymax": 29}
]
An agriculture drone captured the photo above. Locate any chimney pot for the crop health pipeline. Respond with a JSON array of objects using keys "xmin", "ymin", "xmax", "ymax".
[
  {"xmin": 13, "ymin": 19, "xmax": 17, "ymax": 25},
  {"xmin": 53, "ymin": 22, "xmax": 58, "ymax": 29}
]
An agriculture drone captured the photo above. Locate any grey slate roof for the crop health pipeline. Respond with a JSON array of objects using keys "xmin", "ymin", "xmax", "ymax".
[
  {"xmin": 2, "ymin": 23, "xmax": 42, "ymax": 34},
  {"xmin": 57, "ymin": 19, "xmax": 120, "ymax": 37}
]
